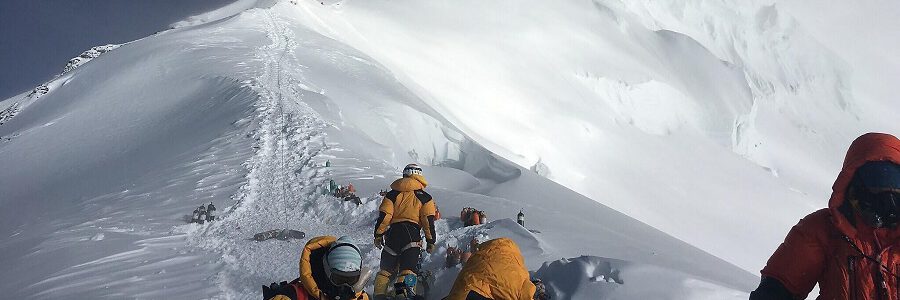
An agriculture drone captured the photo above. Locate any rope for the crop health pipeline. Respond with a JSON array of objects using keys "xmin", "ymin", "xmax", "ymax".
[
  {"xmin": 842, "ymin": 235, "xmax": 900, "ymax": 278},
  {"xmin": 842, "ymin": 235, "xmax": 898, "ymax": 299},
  {"xmin": 266, "ymin": 10, "xmax": 291, "ymax": 231},
  {"xmin": 279, "ymin": 98, "xmax": 289, "ymax": 230},
  {"xmin": 279, "ymin": 31, "xmax": 291, "ymax": 231}
]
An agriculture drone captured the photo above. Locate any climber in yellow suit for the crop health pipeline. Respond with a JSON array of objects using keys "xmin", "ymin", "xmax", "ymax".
[
  {"xmin": 444, "ymin": 238, "xmax": 537, "ymax": 300},
  {"xmin": 265, "ymin": 236, "xmax": 370, "ymax": 300},
  {"xmin": 373, "ymin": 164, "xmax": 438, "ymax": 299}
]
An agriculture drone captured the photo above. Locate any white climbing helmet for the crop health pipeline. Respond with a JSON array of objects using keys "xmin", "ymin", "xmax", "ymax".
[
  {"xmin": 402, "ymin": 163, "xmax": 423, "ymax": 177},
  {"xmin": 325, "ymin": 236, "xmax": 362, "ymax": 286}
]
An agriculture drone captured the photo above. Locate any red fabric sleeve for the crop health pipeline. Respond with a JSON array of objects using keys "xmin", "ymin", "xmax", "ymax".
[
  {"xmin": 760, "ymin": 212, "xmax": 827, "ymax": 299},
  {"xmin": 292, "ymin": 283, "xmax": 309, "ymax": 300}
]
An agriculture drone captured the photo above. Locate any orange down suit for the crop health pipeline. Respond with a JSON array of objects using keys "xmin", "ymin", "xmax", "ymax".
[{"xmin": 761, "ymin": 133, "xmax": 900, "ymax": 299}]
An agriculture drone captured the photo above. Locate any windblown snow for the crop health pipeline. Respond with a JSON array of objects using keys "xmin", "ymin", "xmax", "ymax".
[{"xmin": 1, "ymin": 0, "xmax": 898, "ymax": 299}]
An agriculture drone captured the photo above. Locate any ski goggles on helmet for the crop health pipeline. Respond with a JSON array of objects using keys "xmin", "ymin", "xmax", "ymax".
[
  {"xmin": 326, "ymin": 268, "xmax": 361, "ymax": 286},
  {"xmin": 324, "ymin": 242, "xmax": 362, "ymax": 287},
  {"xmin": 402, "ymin": 164, "xmax": 422, "ymax": 177}
]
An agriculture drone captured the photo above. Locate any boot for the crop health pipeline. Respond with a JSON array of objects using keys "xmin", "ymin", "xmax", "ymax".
[
  {"xmin": 374, "ymin": 270, "xmax": 392, "ymax": 297},
  {"xmin": 395, "ymin": 269, "xmax": 417, "ymax": 297}
]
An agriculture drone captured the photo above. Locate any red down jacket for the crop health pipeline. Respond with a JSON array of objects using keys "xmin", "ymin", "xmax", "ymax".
[{"xmin": 761, "ymin": 132, "xmax": 900, "ymax": 299}]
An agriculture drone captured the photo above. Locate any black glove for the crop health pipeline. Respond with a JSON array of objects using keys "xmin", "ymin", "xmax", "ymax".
[
  {"xmin": 374, "ymin": 235, "xmax": 384, "ymax": 249},
  {"xmin": 749, "ymin": 277, "xmax": 794, "ymax": 300}
]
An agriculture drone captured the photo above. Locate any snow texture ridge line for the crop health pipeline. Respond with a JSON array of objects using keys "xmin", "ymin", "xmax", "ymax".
[
  {"xmin": 183, "ymin": 9, "xmax": 352, "ymax": 298},
  {"xmin": 3, "ymin": 1, "xmax": 818, "ymax": 297},
  {"xmin": 0, "ymin": 43, "xmax": 122, "ymax": 128}
]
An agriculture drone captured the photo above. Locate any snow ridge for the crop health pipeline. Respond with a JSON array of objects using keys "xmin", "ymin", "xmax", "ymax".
[
  {"xmin": 184, "ymin": 10, "xmax": 376, "ymax": 297},
  {"xmin": 63, "ymin": 44, "xmax": 122, "ymax": 74},
  {"xmin": 0, "ymin": 43, "xmax": 121, "ymax": 127}
]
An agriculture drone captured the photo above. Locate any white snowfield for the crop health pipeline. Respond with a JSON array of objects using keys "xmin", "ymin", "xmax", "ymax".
[{"xmin": 1, "ymin": 0, "xmax": 897, "ymax": 299}]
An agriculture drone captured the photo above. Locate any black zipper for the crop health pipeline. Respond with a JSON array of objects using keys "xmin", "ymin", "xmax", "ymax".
[{"xmin": 849, "ymin": 256, "xmax": 859, "ymax": 300}]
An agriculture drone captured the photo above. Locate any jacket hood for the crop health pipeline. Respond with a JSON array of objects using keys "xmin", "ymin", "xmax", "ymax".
[
  {"xmin": 829, "ymin": 133, "xmax": 900, "ymax": 237},
  {"xmin": 481, "ymin": 238, "xmax": 527, "ymax": 268},
  {"xmin": 390, "ymin": 174, "xmax": 427, "ymax": 192},
  {"xmin": 444, "ymin": 238, "xmax": 535, "ymax": 300}
]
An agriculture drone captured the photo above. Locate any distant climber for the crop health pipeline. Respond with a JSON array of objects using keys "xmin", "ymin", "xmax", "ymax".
[
  {"xmin": 445, "ymin": 247, "xmax": 461, "ymax": 268},
  {"xmin": 459, "ymin": 238, "xmax": 479, "ymax": 265},
  {"xmin": 262, "ymin": 236, "xmax": 370, "ymax": 300},
  {"xmin": 443, "ymin": 238, "xmax": 536, "ymax": 300},
  {"xmin": 206, "ymin": 202, "xmax": 217, "ymax": 222},
  {"xmin": 532, "ymin": 279, "xmax": 550, "ymax": 300},
  {"xmin": 191, "ymin": 206, "xmax": 202, "ymax": 223},
  {"xmin": 192, "ymin": 204, "xmax": 207, "ymax": 224},
  {"xmin": 373, "ymin": 164, "xmax": 438, "ymax": 300},
  {"xmin": 334, "ymin": 186, "xmax": 349, "ymax": 198},
  {"xmin": 332, "ymin": 182, "xmax": 361, "ymax": 205},
  {"xmin": 751, "ymin": 133, "xmax": 900, "ymax": 300},
  {"xmin": 460, "ymin": 208, "xmax": 487, "ymax": 227}
]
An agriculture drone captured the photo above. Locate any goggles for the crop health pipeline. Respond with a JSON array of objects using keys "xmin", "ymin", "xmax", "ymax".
[
  {"xmin": 855, "ymin": 189, "xmax": 900, "ymax": 228},
  {"xmin": 403, "ymin": 166, "xmax": 423, "ymax": 176},
  {"xmin": 327, "ymin": 269, "xmax": 360, "ymax": 286}
]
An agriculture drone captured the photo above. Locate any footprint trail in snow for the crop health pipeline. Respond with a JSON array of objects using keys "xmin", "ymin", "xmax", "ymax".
[{"xmin": 184, "ymin": 10, "xmax": 383, "ymax": 298}]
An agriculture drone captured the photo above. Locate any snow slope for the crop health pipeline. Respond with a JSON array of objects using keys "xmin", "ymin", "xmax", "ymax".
[
  {"xmin": 0, "ymin": 0, "xmax": 264, "ymax": 100},
  {"xmin": 0, "ymin": 2, "xmax": 756, "ymax": 299},
  {"xmin": 533, "ymin": 255, "xmax": 745, "ymax": 299},
  {"xmin": 282, "ymin": 0, "xmax": 900, "ymax": 273},
  {"xmin": 2, "ymin": 0, "xmax": 898, "ymax": 299}
]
